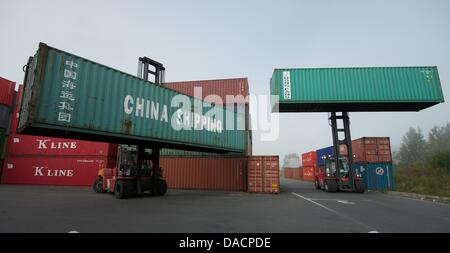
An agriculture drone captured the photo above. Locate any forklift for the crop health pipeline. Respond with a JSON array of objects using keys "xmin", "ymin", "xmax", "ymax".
[
  {"xmin": 314, "ymin": 112, "xmax": 365, "ymax": 193},
  {"xmin": 93, "ymin": 145, "xmax": 167, "ymax": 198},
  {"xmin": 92, "ymin": 56, "xmax": 168, "ymax": 199}
]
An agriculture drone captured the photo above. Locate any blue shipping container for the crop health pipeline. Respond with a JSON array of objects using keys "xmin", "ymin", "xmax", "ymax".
[
  {"xmin": 353, "ymin": 163, "xmax": 394, "ymax": 191},
  {"xmin": 316, "ymin": 146, "xmax": 333, "ymax": 166}
]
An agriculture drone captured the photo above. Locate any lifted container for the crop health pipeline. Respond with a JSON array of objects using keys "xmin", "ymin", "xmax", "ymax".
[
  {"xmin": 18, "ymin": 43, "xmax": 246, "ymax": 154},
  {"xmin": 271, "ymin": 67, "xmax": 444, "ymax": 112}
]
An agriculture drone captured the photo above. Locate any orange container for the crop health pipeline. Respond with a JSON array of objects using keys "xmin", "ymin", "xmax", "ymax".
[
  {"xmin": 247, "ymin": 156, "xmax": 280, "ymax": 194},
  {"xmin": 160, "ymin": 157, "xmax": 247, "ymax": 192}
]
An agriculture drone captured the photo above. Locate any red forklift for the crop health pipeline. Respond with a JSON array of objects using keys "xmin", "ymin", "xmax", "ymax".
[
  {"xmin": 314, "ymin": 112, "xmax": 365, "ymax": 193},
  {"xmin": 314, "ymin": 156, "xmax": 365, "ymax": 193},
  {"xmin": 93, "ymin": 145, "xmax": 168, "ymax": 199}
]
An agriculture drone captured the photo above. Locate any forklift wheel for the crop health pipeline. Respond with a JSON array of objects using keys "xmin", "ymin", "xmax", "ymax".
[
  {"xmin": 150, "ymin": 179, "xmax": 168, "ymax": 196},
  {"xmin": 124, "ymin": 180, "xmax": 135, "ymax": 198},
  {"xmin": 324, "ymin": 180, "xmax": 338, "ymax": 193},
  {"xmin": 114, "ymin": 180, "xmax": 129, "ymax": 199},
  {"xmin": 354, "ymin": 180, "xmax": 365, "ymax": 193},
  {"xmin": 93, "ymin": 178, "xmax": 104, "ymax": 193},
  {"xmin": 314, "ymin": 179, "xmax": 321, "ymax": 190},
  {"xmin": 158, "ymin": 179, "xmax": 168, "ymax": 196}
]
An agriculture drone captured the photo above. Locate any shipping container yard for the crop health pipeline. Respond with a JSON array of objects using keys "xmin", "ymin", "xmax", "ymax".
[
  {"xmin": 1, "ymin": 70, "xmax": 448, "ymax": 233},
  {"xmin": 1, "ymin": 0, "xmax": 450, "ymax": 238}
]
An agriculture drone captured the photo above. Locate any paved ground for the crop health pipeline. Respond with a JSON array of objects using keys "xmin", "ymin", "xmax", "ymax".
[{"xmin": 0, "ymin": 178, "xmax": 449, "ymax": 232}]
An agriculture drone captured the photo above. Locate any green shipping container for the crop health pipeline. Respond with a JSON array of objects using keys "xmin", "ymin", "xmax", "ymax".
[
  {"xmin": 18, "ymin": 43, "xmax": 246, "ymax": 153},
  {"xmin": 161, "ymin": 129, "xmax": 252, "ymax": 157},
  {"xmin": 271, "ymin": 67, "xmax": 444, "ymax": 112}
]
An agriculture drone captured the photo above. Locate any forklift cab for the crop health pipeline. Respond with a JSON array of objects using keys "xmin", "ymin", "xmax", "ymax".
[
  {"xmin": 325, "ymin": 157, "xmax": 351, "ymax": 179},
  {"xmin": 315, "ymin": 155, "xmax": 364, "ymax": 193},
  {"xmin": 117, "ymin": 147, "xmax": 138, "ymax": 177},
  {"xmin": 116, "ymin": 146, "xmax": 153, "ymax": 178}
]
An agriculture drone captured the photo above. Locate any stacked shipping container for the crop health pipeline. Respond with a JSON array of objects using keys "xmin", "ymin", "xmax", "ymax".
[
  {"xmin": 352, "ymin": 137, "xmax": 392, "ymax": 163},
  {"xmin": 0, "ymin": 77, "xmax": 15, "ymax": 107},
  {"xmin": 301, "ymin": 151, "xmax": 317, "ymax": 181},
  {"xmin": 351, "ymin": 137, "xmax": 394, "ymax": 191},
  {"xmin": 1, "ymin": 77, "xmax": 278, "ymax": 193},
  {"xmin": 1, "ymin": 86, "xmax": 118, "ymax": 186},
  {"xmin": 311, "ymin": 137, "xmax": 394, "ymax": 190},
  {"xmin": 0, "ymin": 77, "xmax": 16, "ymax": 181},
  {"xmin": 164, "ymin": 78, "xmax": 252, "ymax": 156},
  {"xmin": 158, "ymin": 78, "xmax": 271, "ymax": 193}
]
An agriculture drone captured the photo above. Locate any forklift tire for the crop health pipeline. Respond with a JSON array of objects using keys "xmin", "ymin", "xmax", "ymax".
[
  {"xmin": 93, "ymin": 178, "xmax": 104, "ymax": 193},
  {"xmin": 314, "ymin": 179, "xmax": 321, "ymax": 190},
  {"xmin": 114, "ymin": 180, "xmax": 129, "ymax": 199},
  {"xmin": 354, "ymin": 180, "xmax": 365, "ymax": 193},
  {"xmin": 324, "ymin": 180, "xmax": 338, "ymax": 193},
  {"xmin": 158, "ymin": 179, "xmax": 168, "ymax": 196},
  {"xmin": 124, "ymin": 180, "xmax": 135, "ymax": 198}
]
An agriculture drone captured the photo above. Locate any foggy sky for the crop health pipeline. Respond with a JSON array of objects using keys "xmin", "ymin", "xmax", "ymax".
[{"xmin": 1, "ymin": 0, "xmax": 449, "ymax": 159}]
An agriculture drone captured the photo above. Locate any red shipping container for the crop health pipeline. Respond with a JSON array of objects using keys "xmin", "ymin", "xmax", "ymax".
[
  {"xmin": 165, "ymin": 78, "xmax": 249, "ymax": 104},
  {"xmin": 8, "ymin": 85, "xmax": 22, "ymax": 133},
  {"xmin": 301, "ymin": 151, "xmax": 317, "ymax": 167},
  {"xmin": 1, "ymin": 156, "xmax": 116, "ymax": 186},
  {"xmin": 247, "ymin": 156, "xmax": 280, "ymax": 194},
  {"xmin": 293, "ymin": 167, "xmax": 302, "ymax": 180},
  {"xmin": 283, "ymin": 168, "xmax": 292, "ymax": 178},
  {"xmin": 352, "ymin": 137, "xmax": 392, "ymax": 163},
  {"xmin": 0, "ymin": 77, "xmax": 15, "ymax": 106},
  {"xmin": 283, "ymin": 167, "xmax": 298, "ymax": 180},
  {"xmin": 302, "ymin": 166, "xmax": 316, "ymax": 181},
  {"xmin": 160, "ymin": 157, "xmax": 247, "ymax": 192},
  {"xmin": 6, "ymin": 133, "xmax": 118, "ymax": 157}
]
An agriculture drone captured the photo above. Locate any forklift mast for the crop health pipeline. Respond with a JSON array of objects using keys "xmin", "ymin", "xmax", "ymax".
[
  {"xmin": 137, "ymin": 56, "xmax": 165, "ymax": 85},
  {"xmin": 329, "ymin": 112, "xmax": 355, "ymax": 190},
  {"xmin": 136, "ymin": 56, "xmax": 165, "ymax": 193}
]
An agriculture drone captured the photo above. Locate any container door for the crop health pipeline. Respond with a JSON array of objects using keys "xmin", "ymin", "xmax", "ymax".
[
  {"xmin": 247, "ymin": 158, "xmax": 263, "ymax": 192},
  {"xmin": 367, "ymin": 164, "xmax": 388, "ymax": 191}
]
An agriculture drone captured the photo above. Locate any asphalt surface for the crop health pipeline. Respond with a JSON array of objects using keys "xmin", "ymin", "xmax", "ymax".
[{"xmin": 0, "ymin": 178, "xmax": 449, "ymax": 232}]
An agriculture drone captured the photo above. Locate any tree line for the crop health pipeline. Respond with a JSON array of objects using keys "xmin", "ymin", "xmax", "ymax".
[{"xmin": 396, "ymin": 123, "xmax": 450, "ymax": 170}]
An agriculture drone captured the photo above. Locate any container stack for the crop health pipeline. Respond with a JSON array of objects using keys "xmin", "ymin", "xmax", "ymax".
[
  {"xmin": 159, "ymin": 78, "xmax": 275, "ymax": 193},
  {"xmin": 1, "ymin": 76, "xmax": 279, "ymax": 193},
  {"xmin": 282, "ymin": 154, "xmax": 301, "ymax": 180},
  {"xmin": 164, "ymin": 78, "xmax": 252, "ymax": 156},
  {"xmin": 351, "ymin": 137, "xmax": 394, "ymax": 191},
  {"xmin": 312, "ymin": 137, "xmax": 394, "ymax": 191},
  {"xmin": 0, "ymin": 77, "xmax": 16, "ymax": 177},
  {"xmin": 1, "ymin": 86, "xmax": 118, "ymax": 187},
  {"xmin": 301, "ymin": 151, "xmax": 318, "ymax": 181}
]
